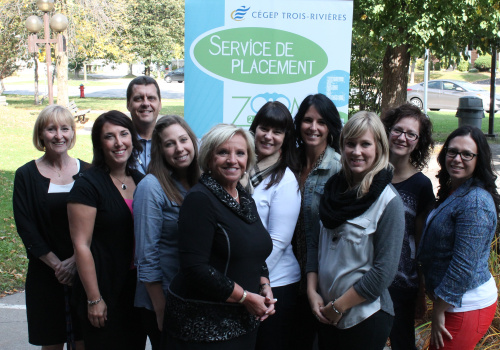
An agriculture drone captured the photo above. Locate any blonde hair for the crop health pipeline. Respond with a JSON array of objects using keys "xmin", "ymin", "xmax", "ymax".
[
  {"xmin": 33, "ymin": 105, "xmax": 76, "ymax": 151},
  {"xmin": 340, "ymin": 111, "xmax": 392, "ymax": 197},
  {"xmin": 199, "ymin": 124, "xmax": 256, "ymax": 173}
]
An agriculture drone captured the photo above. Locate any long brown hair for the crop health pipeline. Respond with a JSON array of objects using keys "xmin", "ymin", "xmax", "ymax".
[{"xmin": 148, "ymin": 115, "xmax": 200, "ymax": 204}]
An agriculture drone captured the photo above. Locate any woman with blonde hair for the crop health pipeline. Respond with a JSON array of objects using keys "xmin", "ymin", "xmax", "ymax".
[
  {"xmin": 14, "ymin": 105, "xmax": 88, "ymax": 349},
  {"xmin": 163, "ymin": 124, "xmax": 274, "ymax": 349},
  {"xmin": 308, "ymin": 111, "xmax": 405, "ymax": 350}
]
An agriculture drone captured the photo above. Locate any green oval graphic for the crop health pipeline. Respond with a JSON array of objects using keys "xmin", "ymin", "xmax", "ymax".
[{"xmin": 193, "ymin": 27, "xmax": 328, "ymax": 84}]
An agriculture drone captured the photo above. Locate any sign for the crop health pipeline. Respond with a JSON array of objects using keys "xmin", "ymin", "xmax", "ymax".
[{"xmin": 185, "ymin": 0, "xmax": 354, "ymax": 137}]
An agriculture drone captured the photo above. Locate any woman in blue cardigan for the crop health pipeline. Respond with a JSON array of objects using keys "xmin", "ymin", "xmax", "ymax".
[{"xmin": 418, "ymin": 125, "xmax": 499, "ymax": 350}]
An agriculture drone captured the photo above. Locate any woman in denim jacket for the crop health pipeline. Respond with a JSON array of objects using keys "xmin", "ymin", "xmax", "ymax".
[
  {"xmin": 133, "ymin": 116, "xmax": 200, "ymax": 349},
  {"xmin": 418, "ymin": 126, "xmax": 499, "ymax": 350},
  {"xmin": 290, "ymin": 94, "xmax": 342, "ymax": 350}
]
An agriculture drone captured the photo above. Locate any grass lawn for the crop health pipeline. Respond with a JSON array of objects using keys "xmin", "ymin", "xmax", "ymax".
[
  {"xmin": 411, "ymin": 70, "xmax": 493, "ymax": 84},
  {"xmin": 428, "ymin": 110, "xmax": 500, "ymax": 142}
]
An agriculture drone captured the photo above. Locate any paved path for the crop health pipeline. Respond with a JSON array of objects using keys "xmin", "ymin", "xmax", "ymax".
[
  {"xmin": 0, "ymin": 291, "xmax": 153, "ymax": 349},
  {"xmin": 2, "ymin": 78, "xmax": 184, "ymax": 99}
]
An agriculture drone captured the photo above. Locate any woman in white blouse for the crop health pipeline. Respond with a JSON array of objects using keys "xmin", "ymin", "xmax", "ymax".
[{"xmin": 242, "ymin": 101, "xmax": 301, "ymax": 350}]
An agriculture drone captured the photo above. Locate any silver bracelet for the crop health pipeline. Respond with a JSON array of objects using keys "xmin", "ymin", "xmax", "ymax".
[
  {"xmin": 87, "ymin": 296, "xmax": 102, "ymax": 306},
  {"xmin": 238, "ymin": 290, "xmax": 247, "ymax": 304},
  {"xmin": 330, "ymin": 300, "xmax": 343, "ymax": 315}
]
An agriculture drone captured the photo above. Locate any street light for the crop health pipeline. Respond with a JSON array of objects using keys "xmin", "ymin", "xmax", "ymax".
[{"xmin": 25, "ymin": 0, "xmax": 67, "ymax": 105}]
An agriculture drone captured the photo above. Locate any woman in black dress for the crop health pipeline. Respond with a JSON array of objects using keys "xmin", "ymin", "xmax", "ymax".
[
  {"xmin": 163, "ymin": 123, "xmax": 275, "ymax": 349},
  {"xmin": 68, "ymin": 111, "xmax": 145, "ymax": 349},
  {"xmin": 13, "ymin": 105, "xmax": 88, "ymax": 350}
]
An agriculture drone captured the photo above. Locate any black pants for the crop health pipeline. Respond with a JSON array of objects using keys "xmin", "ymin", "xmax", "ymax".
[
  {"xmin": 388, "ymin": 287, "xmax": 418, "ymax": 350},
  {"xmin": 318, "ymin": 310, "xmax": 393, "ymax": 350},
  {"xmin": 255, "ymin": 282, "xmax": 299, "ymax": 350},
  {"xmin": 138, "ymin": 307, "xmax": 162, "ymax": 350},
  {"xmin": 289, "ymin": 293, "xmax": 319, "ymax": 350}
]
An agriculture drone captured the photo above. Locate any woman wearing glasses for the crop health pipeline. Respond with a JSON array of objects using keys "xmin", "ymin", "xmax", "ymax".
[
  {"xmin": 382, "ymin": 104, "xmax": 435, "ymax": 350},
  {"xmin": 418, "ymin": 125, "xmax": 499, "ymax": 350}
]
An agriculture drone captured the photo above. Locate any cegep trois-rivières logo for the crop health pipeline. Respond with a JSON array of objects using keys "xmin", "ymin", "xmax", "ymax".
[{"xmin": 231, "ymin": 6, "xmax": 250, "ymax": 21}]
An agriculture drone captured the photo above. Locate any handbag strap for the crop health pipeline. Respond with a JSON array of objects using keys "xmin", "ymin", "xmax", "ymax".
[{"xmin": 217, "ymin": 223, "xmax": 231, "ymax": 275}]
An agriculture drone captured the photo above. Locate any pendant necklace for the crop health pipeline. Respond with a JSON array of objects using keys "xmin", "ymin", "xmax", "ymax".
[{"xmin": 110, "ymin": 174, "xmax": 127, "ymax": 190}]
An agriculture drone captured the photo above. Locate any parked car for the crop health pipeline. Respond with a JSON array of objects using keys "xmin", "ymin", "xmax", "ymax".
[
  {"xmin": 165, "ymin": 67, "xmax": 184, "ymax": 83},
  {"xmin": 407, "ymin": 79, "xmax": 500, "ymax": 112}
]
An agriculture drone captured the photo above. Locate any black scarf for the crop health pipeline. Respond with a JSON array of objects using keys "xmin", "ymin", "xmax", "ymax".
[
  {"xmin": 199, "ymin": 173, "xmax": 258, "ymax": 224},
  {"xmin": 319, "ymin": 168, "xmax": 393, "ymax": 230}
]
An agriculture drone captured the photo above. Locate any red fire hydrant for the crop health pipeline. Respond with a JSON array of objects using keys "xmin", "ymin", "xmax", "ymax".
[{"xmin": 79, "ymin": 84, "xmax": 85, "ymax": 98}]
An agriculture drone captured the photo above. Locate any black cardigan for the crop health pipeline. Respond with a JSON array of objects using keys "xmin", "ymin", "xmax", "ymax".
[{"xmin": 13, "ymin": 159, "xmax": 90, "ymax": 260}]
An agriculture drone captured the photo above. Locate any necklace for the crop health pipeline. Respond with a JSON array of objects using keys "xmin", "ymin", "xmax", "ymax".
[
  {"xmin": 49, "ymin": 166, "xmax": 61, "ymax": 177},
  {"xmin": 110, "ymin": 174, "xmax": 127, "ymax": 190},
  {"xmin": 43, "ymin": 160, "xmax": 62, "ymax": 177},
  {"xmin": 232, "ymin": 190, "xmax": 239, "ymax": 200}
]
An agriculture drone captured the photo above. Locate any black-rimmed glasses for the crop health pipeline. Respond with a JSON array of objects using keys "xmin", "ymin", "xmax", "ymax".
[
  {"xmin": 390, "ymin": 128, "xmax": 419, "ymax": 141},
  {"xmin": 445, "ymin": 148, "xmax": 477, "ymax": 161}
]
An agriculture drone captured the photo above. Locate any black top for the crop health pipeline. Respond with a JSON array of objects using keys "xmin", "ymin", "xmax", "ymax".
[
  {"xmin": 391, "ymin": 172, "xmax": 434, "ymax": 289},
  {"xmin": 170, "ymin": 174, "xmax": 272, "ymax": 302},
  {"xmin": 67, "ymin": 166, "xmax": 144, "ymax": 312},
  {"xmin": 13, "ymin": 159, "xmax": 90, "ymax": 260}
]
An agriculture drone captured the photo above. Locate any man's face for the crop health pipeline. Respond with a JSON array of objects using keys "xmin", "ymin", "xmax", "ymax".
[{"xmin": 127, "ymin": 84, "xmax": 161, "ymax": 128}]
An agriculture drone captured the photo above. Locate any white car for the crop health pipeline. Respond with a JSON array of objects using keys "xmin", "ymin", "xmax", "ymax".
[{"xmin": 407, "ymin": 79, "xmax": 499, "ymax": 112}]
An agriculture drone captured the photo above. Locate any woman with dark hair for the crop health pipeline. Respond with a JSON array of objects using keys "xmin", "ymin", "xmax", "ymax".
[
  {"xmin": 68, "ymin": 111, "xmax": 146, "ymax": 349},
  {"xmin": 13, "ymin": 105, "xmax": 88, "ymax": 350},
  {"xmin": 309, "ymin": 111, "xmax": 405, "ymax": 350},
  {"xmin": 382, "ymin": 103, "xmax": 435, "ymax": 350},
  {"xmin": 133, "ymin": 115, "xmax": 200, "ymax": 350},
  {"xmin": 241, "ymin": 102, "xmax": 301, "ymax": 350},
  {"xmin": 291, "ymin": 94, "xmax": 343, "ymax": 350},
  {"xmin": 418, "ymin": 126, "xmax": 499, "ymax": 350}
]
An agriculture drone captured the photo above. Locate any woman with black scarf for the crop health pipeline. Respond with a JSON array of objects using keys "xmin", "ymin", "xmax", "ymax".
[{"xmin": 307, "ymin": 111, "xmax": 405, "ymax": 350}]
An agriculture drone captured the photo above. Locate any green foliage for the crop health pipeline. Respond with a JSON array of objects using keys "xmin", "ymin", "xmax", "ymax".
[
  {"xmin": 457, "ymin": 60, "xmax": 470, "ymax": 72},
  {"xmin": 126, "ymin": 0, "xmax": 184, "ymax": 74},
  {"xmin": 349, "ymin": 22, "xmax": 383, "ymax": 115},
  {"xmin": 474, "ymin": 54, "xmax": 492, "ymax": 71},
  {"xmin": 416, "ymin": 59, "xmax": 425, "ymax": 71},
  {"xmin": 0, "ymin": 0, "xmax": 32, "ymax": 84},
  {"xmin": 433, "ymin": 61, "xmax": 441, "ymax": 71}
]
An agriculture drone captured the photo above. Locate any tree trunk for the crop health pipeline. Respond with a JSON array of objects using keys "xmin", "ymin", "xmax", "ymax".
[
  {"xmin": 34, "ymin": 54, "xmax": 40, "ymax": 105},
  {"xmin": 56, "ymin": 32, "xmax": 69, "ymax": 107},
  {"xmin": 381, "ymin": 44, "xmax": 411, "ymax": 115},
  {"xmin": 410, "ymin": 58, "xmax": 415, "ymax": 84},
  {"xmin": 0, "ymin": 79, "xmax": 5, "ymax": 95},
  {"xmin": 128, "ymin": 62, "xmax": 133, "ymax": 76}
]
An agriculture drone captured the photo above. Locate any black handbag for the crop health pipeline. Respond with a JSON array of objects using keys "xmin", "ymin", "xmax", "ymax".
[
  {"xmin": 164, "ymin": 223, "xmax": 260, "ymax": 342},
  {"xmin": 164, "ymin": 288, "xmax": 260, "ymax": 342}
]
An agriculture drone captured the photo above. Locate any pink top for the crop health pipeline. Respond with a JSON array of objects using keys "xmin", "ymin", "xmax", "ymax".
[{"xmin": 124, "ymin": 198, "xmax": 133, "ymax": 215}]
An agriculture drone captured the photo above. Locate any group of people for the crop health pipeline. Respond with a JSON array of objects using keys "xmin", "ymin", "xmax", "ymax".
[{"xmin": 13, "ymin": 76, "xmax": 498, "ymax": 350}]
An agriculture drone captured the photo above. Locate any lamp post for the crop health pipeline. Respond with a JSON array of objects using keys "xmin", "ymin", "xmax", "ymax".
[{"xmin": 26, "ymin": 0, "xmax": 68, "ymax": 105}]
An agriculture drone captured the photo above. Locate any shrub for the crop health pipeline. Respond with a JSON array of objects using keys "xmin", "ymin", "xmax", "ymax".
[
  {"xmin": 416, "ymin": 59, "xmax": 425, "ymax": 70},
  {"xmin": 457, "ymin": 60, "xmax": 470, "ymax": 72},
  {"xmin": 474, "ymin": 54, "xmax": 492, "ymax": 71},
  {"xmin": 469, "ymin": 68, "xmax": 479, "ymax": 73},
  {"xmin": 434, "ymin": 62, "xmax": 441, "ymax": 71}
]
